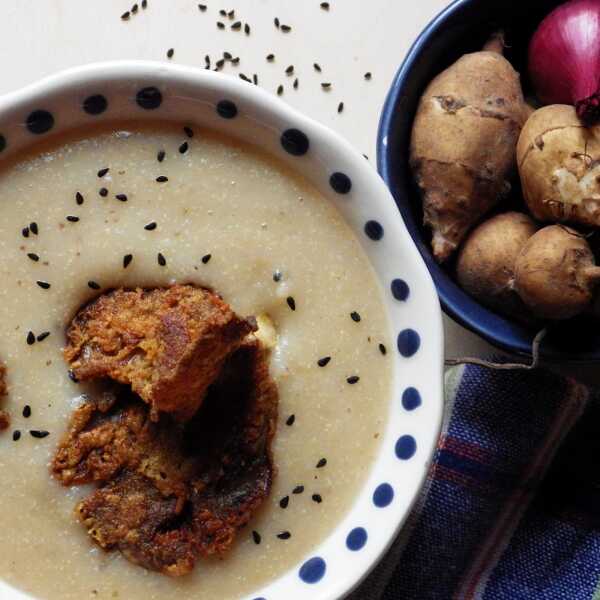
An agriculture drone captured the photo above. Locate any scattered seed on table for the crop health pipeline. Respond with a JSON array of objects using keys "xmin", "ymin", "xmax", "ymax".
[
  {"xmin": 316, "ymin": 457, "xmax": 327, "ymax": 468},
  {"xmin": 338, "ymin": 101, "xmax": 344, "ymax": 113},
  {"xmin": 286, "ymin": 414, "xmax": 295, "ymax": 426},
  {"xmin": 285, "ymin": 65, "xmax": 294, "ymax": 75},
  {"xmin": 293, "ymin": 485, "xmax": 304, "ymax": 495},
  {"xmin": 123, "ymin": 254, "xmax": 133, "ymax": 269},
  {"xmin": 142, "ymin": 0, "xmax": 147, "ymax": 8},
  {"xmin": 350, "ymin": 311, "xmax": 361, "ymax": 322},
  {"xmin": 321, "ymin": 82, "xmax": 331, "ymax": 90},
  {"xmin": 97, "ymin": 167, "xmax": 109, "ymax": 178},
  {"xmin": 144, "ymin": 221, "xmax": 157, "ymax": 231},
  {"xmin": 22, "ymin": 405, "xmax": 31, "ymax": 418},
  {"xmin": 26, "ymin": 331, "xmax": 35, "ymax": 346},
  {"xmin": 239, "ymin": 73, "xmax": 251, "ymax": 82},
  {"xmin": 277, "ymin": 85, "xmax": 284, "ymax": 95},
  {"xmin": 320, "ymin": 2, "xmax": 330, "ymax": 9},
  {"xmin": 253, "ymin": 74, "xmax": 258, "ymax": 85},
  {"xmin": 167, "ymin": 48, "xmax": 174, "ymax": 59},
  {"xmin": 217, "ymin": 21, "xmax": 225, "ymax": 29},
  {"xmin": 277, "ymin": 531, "xmax": 291, "ymax": 540},
  {"xmin": 223, "ymin": 51, "xmax": 232, "ymax": 60},
  {"xmin": 121, "ymin": 11, "xmax": 130, "ymax": 20},
  {"xmin": 27, "ymin": 253, "xmax": 39, "ymax": 262},
  {"xmin": 347, "ymin": 375, "xmax": 360, "ymax": 384},
  {"xmin": 30, "ymin": 222, "xmax": 38, "ymax": 235},
  {"xmin": 29, "ymin": 430, "xmax": 49, "ymax": 439},
  {"xmin": 115, "ymin": 193, "xmax": 128, "ymax": 202},
  {"xmin": 312, "ymin": 494, "xmax": 323, "ymax": 503},
  {"xmin": 219, "ymin": 8, "xmax": 226, "ymax": 16},
  {"xmin": 281, "ymin": 24, "xmax": 291, "ymax": 32},
  {"xmin": 364, "ymin": 71, "xmax": 372, "ymax": 80},
  {"xmin": 37, "ymin": 332, "xmax": 50, "ymax": 342},
  {"xmin": 379, "ymin": 343, "xmax": 387, "ymax": 355},
  {"xmin": 156, "ymin": 176, "xmax": 168, "ymax": 183},
  {"xmin": 99, "ymin": 187, "xmax": 108, "ymax": 197},
  {"xmin": 317, "ymin": 356, "xmax": 331, "ymax": 367},
  {"xmin": 88, "ymin": 280, "xmax": 101, "ymax": 290},
  {"xmin": 184, "ymin": 126, "xmax": 194, "ymax": 138},
  {"xmin": 157, "ymin": 150, "xmax": 166, "ymax": 162},
  {"xmin": 244, "ymin": 23, "xmax": 250, "ymax": 34},
  {"xmin": 76, "ymin": 191, "xmax": 84, "ymax": 205},
  {"xmin": 231, "ymin": 21, "xmax": 241, "ymax": 30},
  {"xmin": 36, "ymin": 281, "xmax": 51, "ymax": 290},
  {"xmin": 202, "ymin": 254, "xmax": 212, "ymax": 264},
  {"xmin": 157, "ymin": 253, "xmax": 167, "ymax": 266},
  {"xmin": 12, "ymin": 430, "xmax": 21, "ymax": 442},
  {"xmin": 179, "ymin": 141, "xmax": 189, "ymax": 154},
  {"xmin": 227, "ymin": 9, "xmax": 235, "ymax": 18},
  {"xmin": 313, "ymin": 63, "xmax": 322, "ymax": 72},
  {"xmin": 252, "ymin": 531, "xmax": 261, "ymax": 545},
  {"xmin": 279, "ymin": 496, "xmax": 290, "ymax": 509},
  {"xmin": 231, "ymin": 56, "xmax": 240, "ymax": 64},
  {"xmin": 22, "ymin": 227, "xmax": 30, "ymax": 238},
  {"xmin": 286, "ymin": 296, "xmax": 296, "ymax": 311},
  {"xmin": 293, "ymin": 78, "xmax": 299, "ymax": 89},
  {"xmin": 274, "ymin": 17, "xmax": 280, "ymax": 28},
  {"xmin": 273, "ymin": 270, "xmax": 282, "ymax": 282},
  {"xmin": 363, "ymin": 153, "xmax": 369, "ymax": 160},
  {"xmin": 267, "ymin": 53, "xmax": 275, "ymax": 61},
  {"xmin": 66, "ymin": 215, "xmax": 80, "ymax": 223},
  {"xmin": 198, "ymin": 3, "xmax": 206, "ymax": 10},
  {"xmin": 216, "ymin": 58, "xmax": 225, "ymax": 69}
]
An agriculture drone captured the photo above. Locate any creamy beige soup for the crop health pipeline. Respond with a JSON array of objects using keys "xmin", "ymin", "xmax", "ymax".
[{"xmin": 0, "ymin": 124, "xmax": 391, "ymax": 600}]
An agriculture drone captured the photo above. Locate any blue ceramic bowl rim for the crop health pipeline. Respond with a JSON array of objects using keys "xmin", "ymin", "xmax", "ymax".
[{"xmin": 376, "ymin": 0, "xmax": 599, "ymax": 363}]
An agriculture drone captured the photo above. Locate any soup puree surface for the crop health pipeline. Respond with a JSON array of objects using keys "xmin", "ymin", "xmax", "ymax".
[{"xmin": 0, "ymin": 124, "xmax": 391, "ymax": 600}]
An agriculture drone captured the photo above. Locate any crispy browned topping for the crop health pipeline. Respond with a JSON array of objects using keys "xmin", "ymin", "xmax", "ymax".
[
  {"xmin": 53, "ymin": 340, "xmax": 278, "ymax": 576},
  {"xmin": 0, "ymin": 363, "xmax": 8, "ymax": 431},
  {"xmin": 65, "ymin": 286, "xmax": 256, "ymax": 421}
]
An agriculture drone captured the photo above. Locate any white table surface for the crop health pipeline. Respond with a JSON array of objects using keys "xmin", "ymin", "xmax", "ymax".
[{"xmin": 2, "ymin": 0, "xmax": 596, "ymax": 383}]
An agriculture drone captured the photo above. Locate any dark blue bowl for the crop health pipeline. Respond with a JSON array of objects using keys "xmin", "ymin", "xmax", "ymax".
[{"xmin": 377, "ymin": 0, "xmax": 600, "ymax": 362}]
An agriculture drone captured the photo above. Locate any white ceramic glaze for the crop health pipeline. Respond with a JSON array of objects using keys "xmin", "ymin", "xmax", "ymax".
[{"xmin": 0, "ymin": 61, "xmax": 444, "ymax": 600}]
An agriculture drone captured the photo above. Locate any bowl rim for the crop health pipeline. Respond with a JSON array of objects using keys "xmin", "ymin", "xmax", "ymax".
[
  {"xmin": 376, "ymin": 0, "xmax": 600, "ymax": 363},
  {"xmin": 0, "ymin": 60, "xmax": 445, "ymax": 600}
]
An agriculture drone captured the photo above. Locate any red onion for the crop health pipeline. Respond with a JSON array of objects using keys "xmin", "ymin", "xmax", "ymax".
[{"xmin": 529, "ymin": 0, "xmax": 600, "ymax": 126}]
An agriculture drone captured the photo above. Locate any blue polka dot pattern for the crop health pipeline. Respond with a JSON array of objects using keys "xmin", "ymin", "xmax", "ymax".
[
  {"xmin": 365, "ymin": 220, "xmax": 384, "ymax": 240},
  {"xmin": 299, "ymin": 557, "xmax": 326, "ymax": 584},
  {"xmin": 83, "ymin": 94, "xmax": 108, "ymax": 115},
  {"xmin": 26, "ymin": 110, "xmax": 54, "ymax": 134},
  {"xmin": 402, "ymin": 387, "xmax": 422, "ymax": 411},
  {"xmin": 281, "ymin": 128, "xmax": 310, "ymax": 156},
  {"xmin": 136, "ymin": 87, "xmax": 162, "ymax": 110},
  {"xmin": 346, "ymin": 527, "xmax": 368, "ymax": 551},
  {"xmin": 216, "ymin": 99, "xmax": 238, "ymax": 119},
  {"xmin": 396, "ymin": 435, "xmax": 417, "ymax": 460},
  {"xmin": 329, "ymin": 172, "xmax": 352, "ymax": 194},
  {"xmin": 391, "ymin": 279, "xmax": 410, "ymax": 301},
  {"xmin": 397, "ymin": 329, "xmax": 420, "ymax": 357},
  {"xmin": 373, "ymin": 483, "xmax": 394, "ymax": 508}
]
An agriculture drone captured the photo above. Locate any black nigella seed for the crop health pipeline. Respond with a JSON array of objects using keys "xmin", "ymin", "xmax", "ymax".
[
  {"xmin": 205, "ymin": 55, "xmax": 211, "ymax": 67},
  {"xmin": 156, "ymin": 176, "xmax": 168, "ymax": 183},
  {"xmin": 316, "ymin": 458, "xmax": 327, "ymax": 468},
  {"xmin": 131, "ymin": 2, "xmax": 138, "ymax": 12},
  {"xmin": 279, "ymin": 496, "xmax": 290, "ymax": 509},
  {"xmin": 66, "ymin": 215, "xmax": 80, "ymax": 223},
  {"xmin": 30, "ymin": 222, "xmax": 38, "ymax": 235},
  {"xmin": 267, "ymin": 53, "xmax": 275, "ymax": 61},
  {"xmin": 253, "ymin": 74, "xmax": 258, "ymax": 85},
  {"xmin": 273, "ymin": 270, "xmax": 282, "ymax": 282},
  {"xmin": 338, "ymin": 101, "xmax": 344, "ymax": 113},
  {"xmin": 201, "ymin": 254, "xmax": 212, "ymax": 264},
  {"xmin": 321, "ymin": 82, "xmax": 331, "ymax": 90},
  {"xmin": 198, "ymin": 3, "xmax": 206, "ymax": 10},
  {"xmin": 231, "ymin": 56, "xmax": 240, "ymax": 64},
  {"xmin": 27, "ymin": 253, "xmax": 39, "ymax": 262},
  {"xmin": 142, "ymin": 0, "xmax": 147, "ymax": 8},
  {"xmin": 252, "ymin": 530, "xmax": 261, "ymax": 545},
  {"xmin": 244, "ymin": 23, "xmax": 250, "ymax": 34},
  {"xmin": 157, "ymin": 150, "xmax": 166, "ymax": 162},
  {"xmin": 22, "ymin": 405, "xmax": 31, "ymax": 418},
  {"xmin": 231, "ymin": 21, "xmax": 241, "ymax": 30},
  {"xmin": 277, "ymin": 531, "xmax": 291, "ymax": 540},
  {"xmin": 183, "ymin": 126, "xmax": 194, "ymax": 138},
  {"xmin": 36, "ymin": 332, "xmax": 50, "ymax": 342},
  {"xmin": 76, "ymin": 192, "xmax": 84, "ymax": 205},
  {"xmin": 313, "ymin": 63, "xmax": 322, "ymax": 72},
  {"xmin": 99, "ymin": 187, "xmax": 109, "ymax": 197},
  {"xmin": 350, "ymin": 311, "xmax": 361, "ymax": 322},
  {"xmin": 97, "ymin": 167, "xmax": 109, "ymax": 178},
  {"xmin": 216, "ymin": 59, "xmax": 225, "ymax": 69},
  {"xmin": 320, "ymin": 2, "xmax": 330, "ymax": 9},
  {"xmin": 292, "ymin": 485, "xmax": 304, "ymax": 495},
  {"xmin": 116, "ymin": 194, "xmax": 128, "ymax": 202},
  {"xmin": 379, "ymin": 343, "xmax": 387, "ymax": 355},
  {"xmin": 179, "ymin": 142, "xmax": 189, "ymax": 154},
  {"xmin": 286, "ymin": 414, "xmax": 295, "ymax": 426},
  {"xmin": 123, "ymin": 254, "xmax": 133, "ymax": 269},
  {"xmin": 286, "ymin": 296, "xmax": 296, "ymax": 311},
  {"xmin": 217, "ymin": 21, "xmax": 225, "ymax": 29},
  {"xmin": 22, "ymin": 227, "xmax": 30, "ymax": 238},
  {"xmin": 26, "ymin": 331, "xmax": 35, "ymax": 345},
  {"xmin": 12, "ymin": 430, "xmax": 21, "ymax": 442},
  {"xmin": 88, "ymin": 281, "xmax": 101, "ymax": 290},
  {"xmin": 277, "ymin": 85, "xmax": 284, "ymax": 96},
  {"xmin": 347, "ymin": 375, "xmax": 360, "ymax": 385},
  {"xmin": 281, "ymin": 24, "xmax": 291, "ymax": 32},
  {"xmin": 312, "ymin": 494, "xmax": 323, "ymax": 503},
  {"xmin": 36, "ymin": 281, "xmax": 50, "ymax": 290},
  {"xmin": 219, "ymin": 9, "xmax": 226, "ymax": 16},
  {"xmin": 274, "ymin": 17, "xmax": 280, "ymax": 28},
  {"xmin": 144, "ymin": 221, "xmax": 157, "ymax": 231},
  {"xmin": 317, "ymin": 356, "xmax": 331, "ymax": 367},
  {"xmin": 157, "ymin": 253, "xmax": 167, "ymax": 266},
  {"xmin": 293, "ymin": 78, "xmax": 299, "ymax": 89},
  {"xmin": 121, "ymin": 11, "xmax": 130, "ymax": 20},
  {"xmin": 285, "ymin": 65, "xmax": 294, "ymax": 75},
  {"xmin": 364, "ymin": 71, "xmax": 372, "ymax": 80},
  {"xmin": 167, "ymin": 48, "xmax": 174, "ymax": 59},
  {"xmin": 223, "ymin": 51, "xmax": 232, "ymax": 60},
  {"xmin": 68, "ymin": 370, "xmax": 79, "ymax": 383},
  {"xmin": 29, "ymin": 430, "xmax": 50, "ymax": 439},
  {"xmin": 239, "ymin": 73, "xmax": 251, "ymax": 82}
]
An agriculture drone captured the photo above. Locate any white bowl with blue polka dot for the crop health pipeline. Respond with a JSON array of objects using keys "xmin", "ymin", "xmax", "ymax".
[{"xmin": 0, "ymin": 61, "xmax": 444, "ymax": 600}]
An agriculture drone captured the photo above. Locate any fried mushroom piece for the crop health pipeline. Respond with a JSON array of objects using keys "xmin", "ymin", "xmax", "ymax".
[
  {"xmin": 0, "ymin": 363, "xmax": 9, "ymax": 431},
  {"xmin": 52, "ymin": 340, "xmax": 278, "ymax": 576},
  {"xmin": 65, "ymin": 286, "xmax": 256, "ymax": 421}
]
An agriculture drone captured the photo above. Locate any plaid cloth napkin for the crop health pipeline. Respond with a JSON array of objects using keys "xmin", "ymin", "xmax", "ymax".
[{"xmin": 350, "ymin": 362, "xmax": 599, "ymax": 600}]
